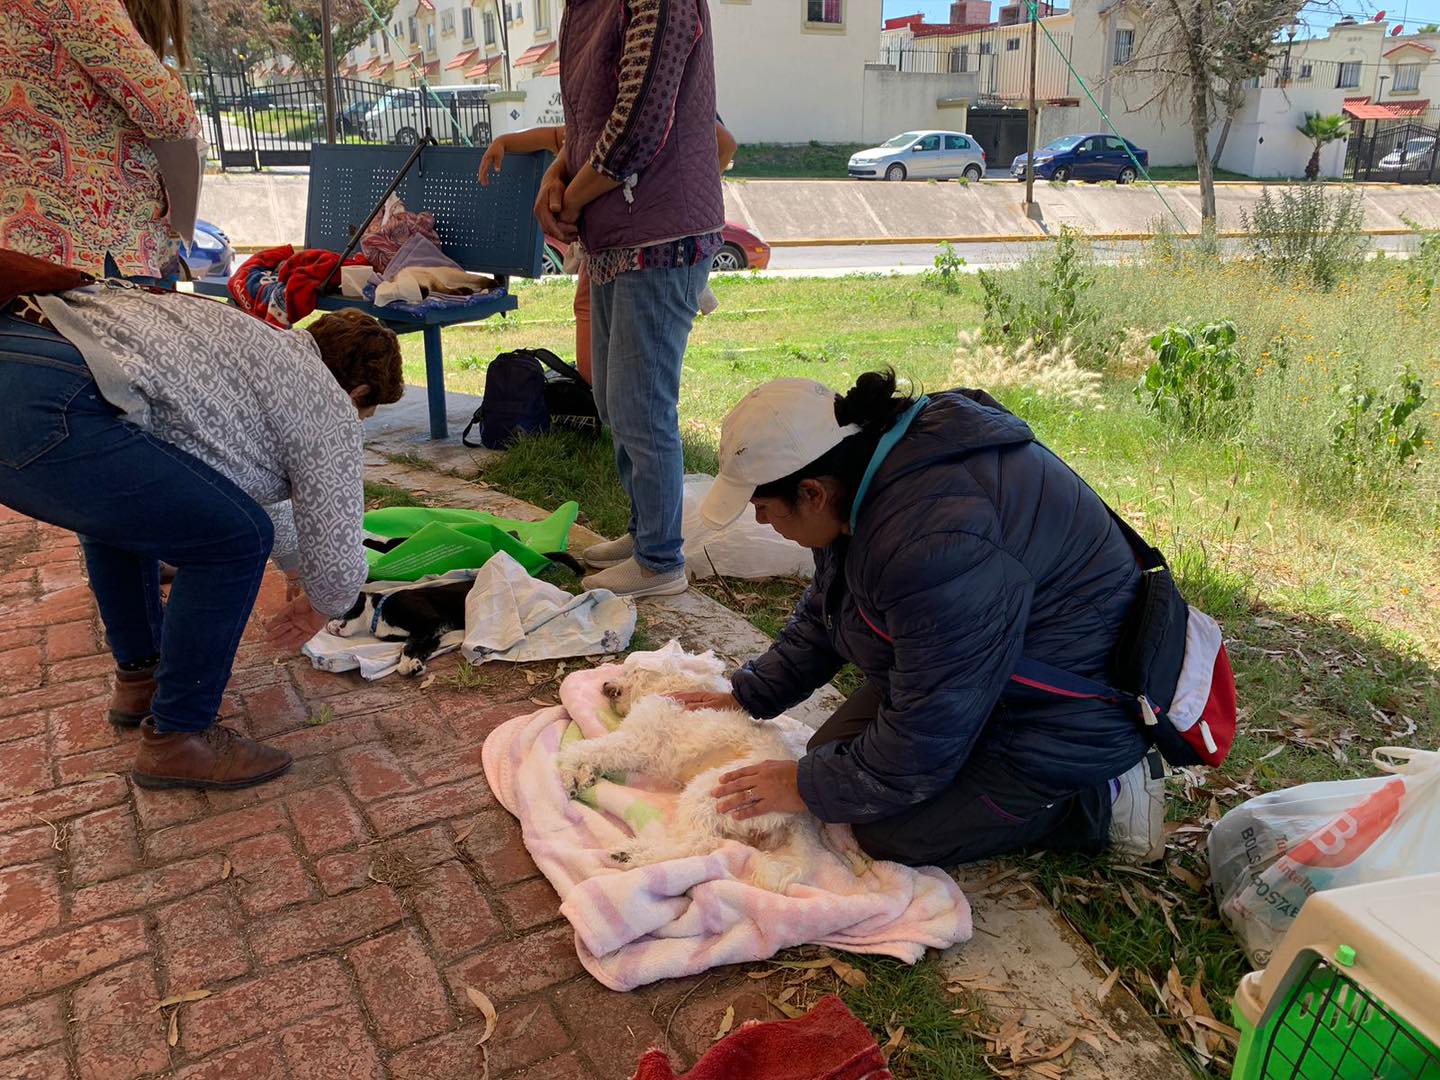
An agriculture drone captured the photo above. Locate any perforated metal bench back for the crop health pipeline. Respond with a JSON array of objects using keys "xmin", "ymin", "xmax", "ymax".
[{"xmin": 305, "ymin": 144, "xmax": 548, "ymax": 279}]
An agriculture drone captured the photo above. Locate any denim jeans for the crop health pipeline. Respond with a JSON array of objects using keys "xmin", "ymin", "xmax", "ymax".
[
  {"xmin": 589, "ymin": 256, "xmax": 709, "ymax": 573},
  {"xmin": 0, "ymin": 314, "xmax": 273, "ymax": 733}
]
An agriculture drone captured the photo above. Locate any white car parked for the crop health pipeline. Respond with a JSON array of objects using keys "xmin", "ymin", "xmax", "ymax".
[
  {"xmin": 1378, "ymin": 136, "xmax": 1436, "ymax": 171},
  {"xmin": 363, "ymin": 84, "xmax": 500, "ymax": 145},
  {"xmin": 848, "ymin": 130, "xmax": 987, "ymax": 181}
]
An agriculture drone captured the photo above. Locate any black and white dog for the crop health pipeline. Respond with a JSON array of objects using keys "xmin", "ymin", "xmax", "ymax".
[{"xmin": 326, "ymin": 581, "xmax": 473, "ymax": 677}]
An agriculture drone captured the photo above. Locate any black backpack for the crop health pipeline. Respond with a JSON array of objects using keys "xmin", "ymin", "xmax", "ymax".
[
  {"xmin": 538, "ymin": 350, "xmax": 601, "ymax": 436},
  {"xmin": 463, "ymin": 348, "xmax": 597, "ymax": 449}
]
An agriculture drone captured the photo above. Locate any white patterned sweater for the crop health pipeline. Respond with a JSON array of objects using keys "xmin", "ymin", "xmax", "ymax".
[{"xmin": 37, "ymin": 284, "xmax": 367, "ymax": 617}]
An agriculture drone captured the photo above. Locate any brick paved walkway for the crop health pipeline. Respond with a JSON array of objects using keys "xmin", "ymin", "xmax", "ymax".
[{"xmin": 0, "ymin": 505, "xmax": 780, "ymax": 1080}]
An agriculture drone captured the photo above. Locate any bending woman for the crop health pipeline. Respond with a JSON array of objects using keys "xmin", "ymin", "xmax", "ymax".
[
  {"xmin": 0, "ymin": 264, "xmax": 403, "ymax": 790},
  {"xmin": 679, "ymin": 372, "xmax": 1168, "ymax": 866}
]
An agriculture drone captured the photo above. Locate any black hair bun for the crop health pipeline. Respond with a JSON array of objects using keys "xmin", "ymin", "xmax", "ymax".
[{"xmin": 835, "ymin": 368, "xmax": 914, "ymax": 431}]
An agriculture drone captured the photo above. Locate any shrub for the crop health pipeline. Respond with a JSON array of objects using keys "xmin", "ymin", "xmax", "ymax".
[
  {"xmin": 1135, "ymin": 321, "xmax": 1245, "ymax": 434},
  {"xmin": 1401, "ymin": 216, "xmax": 1440, "ymax": 306},
  {"xmin": 920, "ymin": 242, "xmax": 968, "ymax": 294},
  {"xmin": 952, "ymin": 329, "xmax": 1103, "ymax": 408},
  {"xmin": 978, "ymin": 228, "xmax": 1102, "ymax": 359},
  {"xmin": 1329, "ymin": 369, "xmax": 1428, "ymax": 489},
  {"xmin": 1240, "ymin": 183, "xmax": 1366, "ymax": 289}
]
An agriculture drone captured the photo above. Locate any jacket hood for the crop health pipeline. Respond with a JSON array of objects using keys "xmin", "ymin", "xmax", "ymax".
[{"xmin": 859, "ymin": 389, "xmax": 1034, "ymax": 514}]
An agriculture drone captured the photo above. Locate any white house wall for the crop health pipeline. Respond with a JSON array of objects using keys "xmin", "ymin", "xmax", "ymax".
[{"xmin": 709, "ymin": 0, "xmax": 884, "ymax": 143}]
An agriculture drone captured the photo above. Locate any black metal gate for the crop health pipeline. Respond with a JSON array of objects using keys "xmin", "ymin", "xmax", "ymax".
[
  {"xmin": 183, "ymin": 63, "xmax": 492, "ymax": 170},
  {"xmin": 967, "ymin": 108, "xmax": 1029, "ymax": 172},
  {"xmin": 1346, "ymin": 117, "xmax": 1440, "ymax": 184}
]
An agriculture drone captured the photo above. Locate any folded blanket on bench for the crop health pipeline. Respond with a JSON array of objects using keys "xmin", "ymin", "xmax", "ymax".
[{"xmin": 481, "ymin": 654, "xmax": 972, "ymax": 991}]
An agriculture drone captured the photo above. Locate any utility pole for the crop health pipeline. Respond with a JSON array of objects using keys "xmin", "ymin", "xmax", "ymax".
[
  {"xmin": 1023, "ymin": 0, "xmax": 1039, "ymax": 212},
  {"xmin": 494, "ymin": 0, "xmax": 513, "ymax": 90},
  {"xmin": 320, "ymin": 0, "xmax": 337, "ymax": 142}
]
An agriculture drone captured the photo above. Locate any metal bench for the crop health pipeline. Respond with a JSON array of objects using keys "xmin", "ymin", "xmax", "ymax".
[{"xmin": 198, "ymin": 142, "xmax": 548, "ymax": 439}]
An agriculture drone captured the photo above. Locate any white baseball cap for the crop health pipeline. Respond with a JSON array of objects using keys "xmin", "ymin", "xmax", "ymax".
[{"xmin": 699, "ymin": 379, "xmax": 861, "ymax": 530}]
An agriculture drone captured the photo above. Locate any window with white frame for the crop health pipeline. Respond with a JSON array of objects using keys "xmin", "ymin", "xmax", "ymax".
[
  {"xmin": 426, "ymin": 23, "xmax": 436, "ymax": 52},
  {"xmin": 979, "ymin": 40, "xmax": 992, "ymax": 54},
  {"xmin": 1393, "ymin": 62, "xmax": 1422, "ymax": 92},
  {"xmin": 806, "ymin": 0, "xmax": 843, "ymax": 25},
  {"xmin": 462, "ymin": 6, "xmax": 474, "ymax": 40},
  {"xmin": 1006, "ymin": 36, "xmax": 1020, "ymax": 51},
  {"xmin": 535, "ymin": 0, "xmax": 549, "ymax": 31},
  {"xmin": 507, "ymin": 1, "xmax": 522, "ymax": 22},
  {"xmin": 1299, "ymin": 60, "xmax": 1313, "ymax": 80},
  {"xmin": 369, "ymin": 29, "xmax": 378, "ymax": 50},
  {"xmin": 484, "ymin": 10, "xmax": 496, "ymax": 45},
  {"xmin": 441, "ymin": 7, "xmax": 455, "ymax": 34},
  {"xmin": 383, "ymin": 35, "xmax": 390, "ymax": 54},
  {"xmin": 408, "ymin": 16, "xmax": 417, "ymax": 44},
  {"xmin": 1336, "ymin": 61, "xmax": 1361, "ymax": 88},
  {"xmin": 1113, "ymin": 27, "xmax": 1135, "ymax": 66}
]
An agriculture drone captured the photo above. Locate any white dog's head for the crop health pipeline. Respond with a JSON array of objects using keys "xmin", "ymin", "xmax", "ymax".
[{"xmin": 601, "ymin": 640, "xmax": 730, "ymax": 715}]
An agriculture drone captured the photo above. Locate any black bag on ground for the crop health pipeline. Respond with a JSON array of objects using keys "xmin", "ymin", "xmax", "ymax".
[
  {"xmin": 463, "ymin": 348, "xmax": 599, "ymax": 449},
  {"xmin": 464, "ymin": 349, "xmax": 550, "ymax": 449},
  {"xmin": 529, "ymin": 347, "xmax": 599, "ymax": 435}
]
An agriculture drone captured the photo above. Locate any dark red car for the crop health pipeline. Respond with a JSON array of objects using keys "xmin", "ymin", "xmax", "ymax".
[{"xmin": 544, "ymin": 221, "xmax": 770, "ymax": 274}]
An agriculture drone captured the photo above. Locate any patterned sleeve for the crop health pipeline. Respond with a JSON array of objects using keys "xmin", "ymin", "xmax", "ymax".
[
  {"xmin": 264, "ymin": 503, "xmax": 302, "ymax": 574},
  {"xmin": 50, "ymin": 0, "xmax": 199, "ymax": 141},
  {"xmin": 274, "ymin": 346, "xmax": 369, "ymax": 617},
  {"xmin": 589, "ymin": 0, "xmax": 703, "ymax": 182}
]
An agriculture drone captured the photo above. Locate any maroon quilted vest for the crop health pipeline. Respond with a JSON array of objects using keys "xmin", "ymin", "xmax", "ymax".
[{"xmin": 559, "ymin": 0, "xmax": 725, "ymax": 253}]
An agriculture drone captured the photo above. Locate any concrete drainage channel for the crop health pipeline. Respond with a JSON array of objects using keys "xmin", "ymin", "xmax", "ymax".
[{"xmin": 203, "ymin": 170, "xmax": 1440, "ymax": 252}]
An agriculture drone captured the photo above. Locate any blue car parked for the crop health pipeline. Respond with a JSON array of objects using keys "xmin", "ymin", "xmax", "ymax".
[
  {"xmin": 1010, "ymin": 133, "xmax": 1148, "ymax": 184},
  {"xmin": 177, "ymin": 220, "xmax": 234, "ymax": 280}
]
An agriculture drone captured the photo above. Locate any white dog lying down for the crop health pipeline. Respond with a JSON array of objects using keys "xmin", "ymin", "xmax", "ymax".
[{"xmin": 555, "ymin": 644, "xmax": 849, "ymax": 891}]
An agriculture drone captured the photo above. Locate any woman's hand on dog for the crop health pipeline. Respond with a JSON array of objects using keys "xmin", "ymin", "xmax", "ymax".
[
  {"xmin": 669, "ymin": 691, "xmax": 742, "ymax": 713},
  {"xmin": 265, "ymin": 594, "xmax": 328, "ymax": 650},
  {"xmin": 712, "ymin": 760, "xmax": 806, "ymax": 820}
]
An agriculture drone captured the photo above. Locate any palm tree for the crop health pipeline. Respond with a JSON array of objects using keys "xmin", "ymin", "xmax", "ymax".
[{"xmin": 1297, "ymin": 112, "xmax": 1350, "ymax": 181}]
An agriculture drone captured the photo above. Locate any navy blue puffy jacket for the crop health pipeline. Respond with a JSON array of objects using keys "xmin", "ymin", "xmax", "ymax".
[{"xmin": 730, "ymin": 389, "xmax": 1149, "ymax": 824}]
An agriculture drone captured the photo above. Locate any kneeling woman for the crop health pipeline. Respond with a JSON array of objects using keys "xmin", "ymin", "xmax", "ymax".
[
  {"xmin": 0, "ymin": 266, "xmax": 403, "ymax": 790},
  {"xmin": 682, "ymin": 372, "xmax": 1166, "ymax": 866}
]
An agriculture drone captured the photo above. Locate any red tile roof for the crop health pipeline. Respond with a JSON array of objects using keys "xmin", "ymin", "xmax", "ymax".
[
  {"xmin": 541, "ymin": 59, "xmax": 561, "ymax": 77},
  {"xmin": 465, "ymin": 54, "xmax": 503, "ymax": 78},
  {"xmin": 446, "ymin": 47, "xmax": 479, "ymax": 70},
  {"xmin": 1383, "ymin": 40, "xmax": 1435, "ymax": 55},
  {"xmin": 515, "ymin": 42, "xmax": 555, "ymax": 66},
  {"xmin": 1343, "ymin": 96, "xmax": 1431, "ymax": 119},
  {"xmin": 884, "ymin": 13, "xmax": 926, "ymax": 29},
  {"xmin": 912, "ymin": 20, "xmax": 996, "ymax": 36},
  {"xmin": 422, "ymin": 60, "xmax": 439, "ymax": 77}
]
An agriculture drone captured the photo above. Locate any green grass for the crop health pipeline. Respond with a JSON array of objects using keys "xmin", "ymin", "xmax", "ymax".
[
  {"xmin": 729, "ymin": 141, "xmax": 869, "ymax": 178},
  {"xmin": 1145, "ymin": 164, "xmax": 1258, "ymax": 181},
  {"xmin": 384, "ymin": 259, "xmax": 1440, "ymax": 1076}
]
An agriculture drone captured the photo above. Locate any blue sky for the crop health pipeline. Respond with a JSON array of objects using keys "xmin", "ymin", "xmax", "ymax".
[{"xmin": 881, "ymin": 0, "xmax": 1440, "ymax": 34}]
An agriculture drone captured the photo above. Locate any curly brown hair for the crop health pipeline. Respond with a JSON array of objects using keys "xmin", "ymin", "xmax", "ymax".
[{"xmin": 305, "ymin": 310, "xmax": 404, "ymax": 409}]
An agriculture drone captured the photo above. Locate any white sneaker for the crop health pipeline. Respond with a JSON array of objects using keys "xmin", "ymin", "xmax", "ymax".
[
  {"xmin": 1109, "ymin": 750, "xmax": 1167, "ymax": 864},
  {"xmin": 581, "ymin": 558, "xmax": 688, "ymax": 598},
  {"xmin": 583, "ymin": 535, "xmax": 635, "ymax": 569}
]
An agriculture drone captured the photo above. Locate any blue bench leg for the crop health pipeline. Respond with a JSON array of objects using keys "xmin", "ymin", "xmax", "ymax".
[{"xmin": 422, "ymin": 325, "xmax": 447, "ymax": 440}]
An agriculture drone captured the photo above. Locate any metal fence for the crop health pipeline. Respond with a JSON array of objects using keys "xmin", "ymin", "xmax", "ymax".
[
  {"xmin": 875, "ymin": 31, "xmax": 1076, "ymax": 103},
  {"xmin": 183, "ymin": 63, "xmax": 493, "ymax": 170},
  {"xmin": 1346, "ymin": 118, "xmax": 1440, "ymax": 183}
]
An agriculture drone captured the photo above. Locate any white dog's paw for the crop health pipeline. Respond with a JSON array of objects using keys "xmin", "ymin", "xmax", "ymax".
[
  {"xmin": 555, "ymin": 757, "xmax": 598, "ymax": 798},
  {"xmin": 396, "ymin": 654, "xmax": 427, "ymax": 677},
  {"xmin": 325, "ymin": 619, "xmax": 351, "ymax": 637}
]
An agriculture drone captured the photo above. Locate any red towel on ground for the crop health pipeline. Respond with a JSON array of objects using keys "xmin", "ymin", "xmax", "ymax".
[{"xmin": 632, "ymin": 996, "xmax": 892, "ymax": 1080}]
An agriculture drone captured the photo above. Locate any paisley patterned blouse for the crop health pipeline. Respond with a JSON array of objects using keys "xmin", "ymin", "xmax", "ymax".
[{"xmin": 1, "ymin": 0, "xmax": 200, "ymax": 276}]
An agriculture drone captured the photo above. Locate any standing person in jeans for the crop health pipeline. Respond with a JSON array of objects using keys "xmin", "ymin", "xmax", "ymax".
[
  {"xmin": 0, "ymin": 261, "xmax": 404, "ymax": 790},
  {"xmin": 1, "ymin": 0, "xmax": 199, "ymax": 277},
  {"xmin": 535, "ymin": 0, "xmax": 725, "ymax": 598}
]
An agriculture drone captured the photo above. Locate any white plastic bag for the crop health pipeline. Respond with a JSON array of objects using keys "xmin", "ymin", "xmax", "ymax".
[
  {"xmin": 1208, "ymin": 746, "xmax": 1440, "ymax": 964},
  {"xmin": 681, "ymin": 474, "xmax": 814, "ymax": 580}
]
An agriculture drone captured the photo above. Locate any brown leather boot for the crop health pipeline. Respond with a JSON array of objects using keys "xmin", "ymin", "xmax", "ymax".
[
  {"xmin": 132, "ymin": 721, "xmax": 293, "ymax": 790},
  {"xmin": 109, "ymin": 665, "xmax": 157, "ymax": 728}
]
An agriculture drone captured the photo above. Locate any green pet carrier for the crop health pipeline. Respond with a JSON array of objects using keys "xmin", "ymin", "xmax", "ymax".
[{"xmin": 1231, "ymin": 873, "xmax": 1440, "ymax": 1080}]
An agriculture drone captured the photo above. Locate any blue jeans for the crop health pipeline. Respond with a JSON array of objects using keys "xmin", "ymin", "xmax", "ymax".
[
  {"xmin": 589, "ymin": 257, "xmax": 709, "ymax": 573},
  {"xmin": 0, "ymin": 315, "xmax": 273, "ymax": 733}
]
